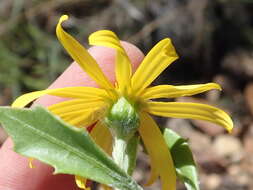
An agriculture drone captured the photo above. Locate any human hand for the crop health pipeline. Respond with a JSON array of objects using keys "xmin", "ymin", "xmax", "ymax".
[{"xmin": 0, "ymin": 42, "xmax": 143, "ymax": 190}]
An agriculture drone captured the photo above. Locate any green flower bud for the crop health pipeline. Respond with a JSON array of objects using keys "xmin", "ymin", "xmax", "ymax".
[{"xmin": 105, "ymin": 97, "xmax": 139, "ymax": 140}]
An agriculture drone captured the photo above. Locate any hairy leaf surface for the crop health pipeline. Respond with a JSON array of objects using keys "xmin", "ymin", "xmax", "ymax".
[{"xmin": 0, "ymin": 106, "xmax": 142, "ymax": 190}]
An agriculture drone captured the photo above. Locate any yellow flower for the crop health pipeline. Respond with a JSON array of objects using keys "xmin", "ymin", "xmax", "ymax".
[{"xmin": 12, "ymin": 15, "xmax": 233, "ymax": 190}]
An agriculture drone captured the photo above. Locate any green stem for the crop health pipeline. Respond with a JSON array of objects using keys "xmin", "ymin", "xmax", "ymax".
[
  {"xmin": 112, "ymin": 135, "xmax": 139, "ymax": 175},
  {"xmin": 112, "ymin": 135, "xmax": 139, "ymax": 190}
]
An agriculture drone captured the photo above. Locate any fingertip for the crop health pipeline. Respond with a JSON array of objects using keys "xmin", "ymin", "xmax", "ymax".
[
  {"xmin": 120, "ymin": 41, "xmax": 144, "ymax": 71},
  {"xmin": 54, "ymin": 40, "xmax": 144, "ymax": 88},
  {"xmin": 0, "ymin": 138, "xmax": 45, "ymax": 189},
  {"xmin": 0, "ymin": 138, "xmax": 80, "ymax": 190},
  {"xmin": 36, "ymin": 41, "xmax": 144, "ymax": 106},
  {"xmin": 87, "ymin": 41, "xmax": 144, "ymax": 83},
  {"xmin": 89, "ymin": 40, "xmax": 144, "ymax": 71}
]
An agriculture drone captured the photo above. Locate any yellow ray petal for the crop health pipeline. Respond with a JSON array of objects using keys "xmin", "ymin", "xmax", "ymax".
[
  {"xmin": 115, "ymin": 52, "xmax": 132, "ymax": 94},
  {"xmin": 89, "ymin": 30, "xmax": 125, "ymax": 53},
  {"xmin": 131, "ymin": 38, "xmax": 178, "ymax": 96},
  {"xmin": 142, "ymin": 83, "xmax": 221, "ymax": 100},
  {"xmin": 90, "ymin": 122, "xmax": 113, "ymax": 190},
  {"xmin": 48, "ymin": 98, "xmax": 102, "ymax": 111},
  {"xmin": 144, "ymin": 155, "xmax": 159, "ymax": 186},
  {"xmin": 75, "ymin": 175, "xmax": 91, "ymax": 190},
  {"xmin": 45, "ymin": 98, "xmax": 108, "ymax": 127},
  {"xmin": 12, "ymin": 87, "xmax": 109, "ymax": 108},
  {"xmin": 28, "ymin": 158, "xmax": 35, "ymax": 168},
  {"xmin": 138, "ymin": 112, "xmax": 176, "ymax": 190},
  {"xmin": 66, "ymin": 109, "xmax": 101, "ymax": 127},
  {"xmin": 56, "ymin": 15, "xmax": 113, "ymax": 90},
  {"xmin": 147, "ymin": 101, "xmax": 233, "ymax": 132},
  {"xmin": 90, "ymin": 122, "xmax": 112, "ymax": 155},
  {"xmin": 58, "ymin": 109, "xmax": 95, "ymax": 118},
  {"xmin": 48, "ymin": 99, "xmax": 107, "ymax": 115},
  {"xmin": 89, "ymin": 30, "xmax": 132, "ymax": 94}
]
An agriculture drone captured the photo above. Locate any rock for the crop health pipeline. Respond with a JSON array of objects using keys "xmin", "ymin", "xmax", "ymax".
[
  {"xmin": 237, "ymin": 173, "xmax": 250, "ymax": 186},
  {"xmin": 188, "ymin": 130, "xmax": 212, "ymax": 155},
  {"xmin": 228, "ymin": 165, "xmax": 241, "ymax": 176},
  {"xmin": 213, "ymin": 135, "xmax": 243, "ymax": 162},
  {"xmin": 193, "ymin": 119, "xmax": 225, "ymax": 137},
  {"xmin": 205, "ymin": 174, "xmax": 222, "ymax": 189},
  {"xmin": 166, "ymin": 118, "xmax": 193, "ymax": 138},
  {"xmin": 228, "ymin": 165, "xmax": 251, "ymax": 187}
]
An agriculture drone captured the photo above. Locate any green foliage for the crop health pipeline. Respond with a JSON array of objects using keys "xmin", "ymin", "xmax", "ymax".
[
  {"xmin": 0, "ymin": 5, "xmax": 69, "ymax": 101},
  {"xmin": 0, "ymin": 106, "xmax": 142, "ymax": 190},
  {"xmin": 164, "ymin": 128, "xmax": 200, "ymax": 190}
]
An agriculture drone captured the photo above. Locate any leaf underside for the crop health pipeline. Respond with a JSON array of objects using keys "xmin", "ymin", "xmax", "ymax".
[
  {"xmin": 0, "ymin": 106, "xmax": 142, "ymax": 190},
  {"xmin": 164, "ymin": 128, "xmax": 200, "ymax": 190}
]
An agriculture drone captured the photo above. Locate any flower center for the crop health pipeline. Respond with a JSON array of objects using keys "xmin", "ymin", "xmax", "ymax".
[{"xmin": 105, "ymin": 96, "xmax": 140, "ymax": 140}]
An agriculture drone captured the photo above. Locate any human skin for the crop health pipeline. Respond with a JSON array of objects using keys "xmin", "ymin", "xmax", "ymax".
[{"xmin": 0, "ymin": 42, "xmax": 144, "ymax": 190}]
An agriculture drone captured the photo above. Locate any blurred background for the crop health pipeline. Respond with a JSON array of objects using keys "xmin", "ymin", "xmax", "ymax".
[{"xmin": 0, "ymin": 0, "xmax": 253, "ymax": 189}]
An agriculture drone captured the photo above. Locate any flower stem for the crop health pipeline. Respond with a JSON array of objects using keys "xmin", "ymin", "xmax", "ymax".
[
  {"xmin": 112, "ymin": 135, "xmax": 139, "ymax": 176},
  {"xmin": 112, "ymin": 135, "xmax": 139, "ymax": 190}
]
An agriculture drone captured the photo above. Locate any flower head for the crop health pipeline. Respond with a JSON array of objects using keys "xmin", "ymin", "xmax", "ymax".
[{"xmin": 12, "ymin": 15, "xmax": 233, "ymax": 190}]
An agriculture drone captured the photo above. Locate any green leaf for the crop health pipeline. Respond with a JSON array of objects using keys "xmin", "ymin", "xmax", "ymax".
[
  {"xmin": 0, "ymin": 106, "xmax": 142, "ymax": 190},
  {"xmin": 163, "ymin": 128, "xmax": 200, "ymax": 190}
]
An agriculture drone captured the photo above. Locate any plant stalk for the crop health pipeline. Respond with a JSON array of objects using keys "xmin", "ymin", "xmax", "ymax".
[{"xmin": 112, "ymin": 135, "xmax": 139, "ymax": 190}]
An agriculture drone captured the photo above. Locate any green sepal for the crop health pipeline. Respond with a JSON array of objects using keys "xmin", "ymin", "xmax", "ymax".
[
  {"xmin": 105, "ymin": 97, "xmax": 139, "ymax": 140},
  {"xmin": 163, "ymin": 128, "xmax": 200, "ymax": 190},
  {"xmin": 0, "ymin": 106, "xmax": 142, "ymax": 190}
]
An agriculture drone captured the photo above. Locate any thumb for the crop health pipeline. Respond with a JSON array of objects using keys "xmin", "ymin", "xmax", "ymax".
[{"xmin": 0, "ymin": 42, "xmax": 144, "ymax": 190}]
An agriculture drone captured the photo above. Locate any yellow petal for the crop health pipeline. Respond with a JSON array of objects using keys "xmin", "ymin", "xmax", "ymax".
[
  {"xmin": 90, "ymin": 122, "xmax": 113, "ymax": 190},
  {"xmin": 147, "ymin": 101, "xmax": 233, "ymax": 132},
  {"xmin": 89, "ymin": 30, "xmax": 132, "ymax": 94},
  {"xmin": 115, "ymin": 52, "xmax": 132, "ymax": 94},
  {"xmin": 144, "ymin": 155, "xmax": 159, "ymax": 186},
  {"xmin": 60, "ymin": 111, "xmax": 95, "ymax": 127},
  {"xmin": 142, "ymin": 83, "xmax": 221, "ymax": 100},
  {"xmin": 89, "ymin": 30, "xmax": 125, "ymax": 53},
  {"xmin": 75, "ymin": 175, "xmax": 91, "ymax": 190},
  {"xmin": 101, "ymin": 184, "xmax": 112, "ymax": 190},
  {"xmin": 56, "ymin": 15, "xmax": 113, "ymax": 90},
  {"xmin": 66, "ymin": 108, "xmax": 103, "ymax": 127},
  {"xmin": 48, "ymin": 99, "xmax": 107, "ymax": 115},
  {"xmin": 28, "ymin": 158, "xmax": 35, "ymax": 169},
  {"xmin": 12, "ymin": 87, "xmax": 109, "ymax": 108},
  {"xmin": 45, "ymin": 98, "xmax": 107, "ymax": 127},
  {"xmin": 48, "ymin": 99, "xmax": 107, "ymax": 127},
  {"xmin": 58, "ymin": 109, "xmax": 96, "ymax": 118},
  {"xmin": 131, "ymin": 38, "xmax": 178, "ymax": 96},
  {"xmin": 90, "ymin": 122, "xmax": 112, "ymax": 155},
  {"xmin": 138, "ymin": 112, "xmax": 176, "ymax": 190}
]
